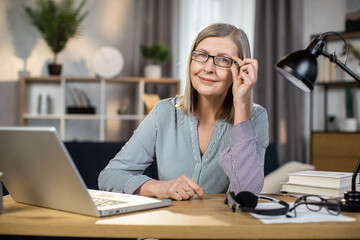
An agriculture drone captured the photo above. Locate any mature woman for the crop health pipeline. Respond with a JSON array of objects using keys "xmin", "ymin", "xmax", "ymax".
[{"xmin": 98, "ymin": 23, "xmax": 269, "ymax": 200}]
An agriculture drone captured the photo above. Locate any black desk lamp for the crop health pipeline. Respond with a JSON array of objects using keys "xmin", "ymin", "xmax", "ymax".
[{"xmin": 274, "ymin": 31, "xmax": 360, "ymax": 212}]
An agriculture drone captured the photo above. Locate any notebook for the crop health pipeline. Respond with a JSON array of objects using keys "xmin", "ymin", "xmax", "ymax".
[{"xmin": 0, "ymin": 126, "xmax": 171, "ymax": 217}]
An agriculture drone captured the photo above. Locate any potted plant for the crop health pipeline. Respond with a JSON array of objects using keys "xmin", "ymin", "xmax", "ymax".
[
  {"xmin": 24, "ymin": 0, "xmax": 89, "ymax": 75},
  {"xmin": 140, "ymin": 41, "xmax": 169, "ymax": 78},
  {"xmin": 327, "ymin": 115, "xmax": 338, "ymax": 131},
  {"xmin": 343, "ymin": 87, "xmax": 357, "ymax": 132}
]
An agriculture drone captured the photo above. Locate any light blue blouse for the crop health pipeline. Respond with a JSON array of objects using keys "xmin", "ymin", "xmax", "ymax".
[{"xmin": 98, "ymin": 96, "xmax": 269, "ymax": 194}]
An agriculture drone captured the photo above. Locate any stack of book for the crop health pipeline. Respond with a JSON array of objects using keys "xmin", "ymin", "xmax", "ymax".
[
  {"xmin": 281, "ymin": 170, "xmax": 360, "ymax": 198},
  {"xmin": 67, "ymin": 88, "xmax": 95, "ymax": 114}
]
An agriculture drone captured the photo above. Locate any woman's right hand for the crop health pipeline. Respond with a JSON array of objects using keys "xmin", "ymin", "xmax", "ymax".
[{"xmin": 136, "ymin": 175, "xmax": 204, "ymax": 200}]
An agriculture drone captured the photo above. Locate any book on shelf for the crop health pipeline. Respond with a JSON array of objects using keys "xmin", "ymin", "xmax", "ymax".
[
  {"xmin": 318, "ymin": 57, "xmax": 334, "ymax": 83},
  {"xmin": 68, "ymin": 88, "xmax": 92, "ymax": 108},
  {"xmin": 69, "ymin": 88, "xmax": 83, "ymax": 107},
  {"xmin": 77, "ymin": 90, "xmax": 88, "ymax": 107},
  {"xmin": 287, "ymin": 170, "xmax": 359, "ymax": 187},
  {"xmin": 67, "ymin": 87, "xmax": 95, "ymax": 114},
  {"xmin": 281, "ymin": 182, "xmax": 360, "ymax": 198}
]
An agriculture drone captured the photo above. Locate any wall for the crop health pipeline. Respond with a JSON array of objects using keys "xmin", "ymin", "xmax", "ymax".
[
  {"xmin": 0, "ymin": 0, "xmax": 140, "ymax": 81},
  {"xmin": 303, "ymin": 0, "xmax": 347, "ymax": 46},
  {"xmin": 0, "ymin": 81, "xmax": 19, "ymax": 126}
]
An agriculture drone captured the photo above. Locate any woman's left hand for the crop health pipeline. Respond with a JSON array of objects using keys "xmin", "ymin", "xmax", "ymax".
[{"xmin": 230, "ymin": 57, "xmax": 258, "ymax": 124}]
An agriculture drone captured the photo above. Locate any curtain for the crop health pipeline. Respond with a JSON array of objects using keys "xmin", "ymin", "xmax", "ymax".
[
  {"xmin": 253, "ymin": 0, "xmax": 307, "ymax": 165},
  {"xmin": 133, "ymin": 0, "xmax": 174, "ymax": 78}
]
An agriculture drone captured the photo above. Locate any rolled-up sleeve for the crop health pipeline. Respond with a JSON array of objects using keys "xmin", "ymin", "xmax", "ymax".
[{"xmin": 218, "ymin": 107, "xmax": 269, "ymax": 194}]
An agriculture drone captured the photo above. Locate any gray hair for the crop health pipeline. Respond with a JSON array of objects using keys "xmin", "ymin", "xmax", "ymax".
[{"xmin": 176, "ymin": 23, "xmax": 251, "ymax": 122}]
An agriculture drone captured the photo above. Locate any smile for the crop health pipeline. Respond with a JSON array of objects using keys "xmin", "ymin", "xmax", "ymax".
[{"xmin": 199, "ymin": 76, "xmax": 218, "ymax": 83}]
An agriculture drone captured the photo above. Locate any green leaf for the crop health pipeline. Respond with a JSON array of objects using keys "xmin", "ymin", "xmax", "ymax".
[
  {"xmin": 140, "ymin": 41, "xmax": 169, "ymax": 64},
  {"xmin": 23, "ymin": 0, "xmax": 89, "ymax": 64},
  {"xmin": 346, "ymin": 87, "xmax": 354, "ymax": 118}
]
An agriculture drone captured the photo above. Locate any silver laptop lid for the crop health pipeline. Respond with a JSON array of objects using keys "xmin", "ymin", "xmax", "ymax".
[{"xmin": 0, "ymin": 126, "xmax": 99, "ymax": 216}]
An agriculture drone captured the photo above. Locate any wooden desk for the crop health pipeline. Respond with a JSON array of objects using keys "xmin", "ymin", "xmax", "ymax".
[{"xmin": 1, "ymin": 194, "xmax": 360, "ymax": 239}]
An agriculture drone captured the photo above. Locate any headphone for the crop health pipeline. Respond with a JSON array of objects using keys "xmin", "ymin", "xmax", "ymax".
[{"xmin": 225, "ymin": 191, "xmax": 289, "ymax": 216}]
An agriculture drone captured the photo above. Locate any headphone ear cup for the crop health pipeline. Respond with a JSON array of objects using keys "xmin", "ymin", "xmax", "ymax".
[
  {"xmin": 230, "ymin": 191, "xmax": 237, "ymax": 200},
  {"xmin": 235, "ymin": 191, "xmax": 258, "ymax": 208}
]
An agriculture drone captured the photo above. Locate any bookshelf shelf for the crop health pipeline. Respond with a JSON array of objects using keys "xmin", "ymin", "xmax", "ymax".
[
  {"xmin": 23, "ymin": 114, "xmax": 62, "ymax": 119},
  {"xmin": 316, "ymin": 81, "xmax": 360, "ymax": 88},
  {"xmin": 20, "ymin": 76, "xmax": 180, "ymax": 142},
  {"xmin": 64, "ymin": 114, "xmax": 102, "ymax": 120},
  {"xmin": 105, "ymin": 114, "xmax": 145, "ymax": 120}
]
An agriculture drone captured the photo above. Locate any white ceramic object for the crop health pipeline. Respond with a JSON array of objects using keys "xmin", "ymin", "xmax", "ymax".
[
  {"xmin": 144, "ymin": 64, "xmax": 161, "ymax": 78},
  {"xmin": 343, "ymin": 118, "xmax": 358, "ymax": 132}
]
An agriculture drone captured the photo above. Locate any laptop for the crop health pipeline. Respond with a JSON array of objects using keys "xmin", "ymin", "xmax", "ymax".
[{"xmin": 0, "ymin": 126, "xmax": 171, "ymax": 217}]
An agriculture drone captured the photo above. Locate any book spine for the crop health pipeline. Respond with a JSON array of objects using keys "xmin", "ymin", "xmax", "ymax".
[
  {"xmin": 288, "ymin": 176, "xmax": 340, "ymax": 187},
  {"xmin": 281, "ymin": 185, "xmax": 346, "ymax": 197},
  {"xmin": 69, "ymin": 88, "xmax": 83, "ymax": 107}
]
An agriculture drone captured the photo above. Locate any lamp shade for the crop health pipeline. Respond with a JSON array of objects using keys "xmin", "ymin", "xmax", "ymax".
[{"xmin": 275, "ymin": 49, "xmax": 319, "ymax": 92}]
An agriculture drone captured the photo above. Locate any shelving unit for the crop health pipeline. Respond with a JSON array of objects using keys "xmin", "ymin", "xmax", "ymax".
[
  {"xmin": 311, "ymin": 31, "xmax": 360, "ymax": 172},
  {"xmin": 314, "ymin": 81, "xmax": 360, "ymax": 131},
  {"xmin": 20, "ymin": 76, "xmax": 180, "ymax": 142}
]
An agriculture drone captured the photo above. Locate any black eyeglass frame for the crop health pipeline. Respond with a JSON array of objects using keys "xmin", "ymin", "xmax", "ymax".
[
  {"xmin": 191, "ymin": 50, "xmax": 237, "ymax": 68},
  {"xmin": 287, "ymin": 195, "xmax": 341, "ymax": 218}
]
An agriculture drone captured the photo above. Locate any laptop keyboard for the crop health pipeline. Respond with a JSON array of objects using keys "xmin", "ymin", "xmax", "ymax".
[{"xmin": 93, "ymin": 198, "xmax": 126, "ymax": 207}]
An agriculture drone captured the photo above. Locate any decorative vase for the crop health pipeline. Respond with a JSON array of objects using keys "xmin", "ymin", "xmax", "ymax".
[
  {"xmin": 343, "ymin": 118, "xmax": 357, "ymax": 132},
  {"xmin": 48, "ymin": 63, "xmax": 62, "ymax": 75},
  {"xmin": 144, "ymin": 64, "xmax": 161, "ymax": 78},
  {"xmin": 327, "ymin": 121, "xmax": 339, "ymax": 131}
]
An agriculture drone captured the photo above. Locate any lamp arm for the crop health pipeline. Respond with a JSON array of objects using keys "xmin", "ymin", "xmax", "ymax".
[
  {"xmin": 351, "ymin": 157, "xmax": 360, "ymax": 191},
  {"xmin": 319, "ymin": 50, "xmax": 360, "ymax": 83}
]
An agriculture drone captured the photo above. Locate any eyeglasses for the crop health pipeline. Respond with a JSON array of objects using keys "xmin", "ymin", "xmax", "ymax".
[
  {"xmin": 191, "ymin": 50, "xmax": 236, "ymax": 68},
  {"xmin": 286, "ymin": 195, "xmax": 341, "ymax": 218}
]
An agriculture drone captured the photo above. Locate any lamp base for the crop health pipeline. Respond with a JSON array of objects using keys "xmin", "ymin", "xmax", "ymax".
[
  {"xmin": 341, "ymin": 191, "xmax": 360, "ymax": 212},
  {"xmin": 341, "ymin": 201, "xmax": 360, "ymax": 212}
]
